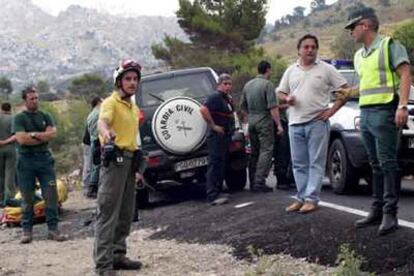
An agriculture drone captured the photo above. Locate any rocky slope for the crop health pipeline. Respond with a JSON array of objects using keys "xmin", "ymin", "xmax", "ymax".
[{"xmin": 0, "ymin": 0, "xmax": 186, "ymax": 90}]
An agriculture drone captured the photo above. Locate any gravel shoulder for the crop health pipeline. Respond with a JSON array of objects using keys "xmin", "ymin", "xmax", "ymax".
[
  {"xmin": 1, "ymin": 186, "xmax": 414, "ymax": 275},
  {"xmin": 0, "ymin": 190, "xmax": 333, "ymax": 276}
]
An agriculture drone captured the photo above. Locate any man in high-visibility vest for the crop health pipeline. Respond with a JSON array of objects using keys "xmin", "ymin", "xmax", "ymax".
[{"xmin": 340, "ymin": 6, "xmax": 411, "ymax": 235}]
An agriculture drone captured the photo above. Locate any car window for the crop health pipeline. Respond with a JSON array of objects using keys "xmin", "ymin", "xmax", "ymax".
[{"xmin": 140, "ymin": 72, "xmax": 215, "ymax": 107}]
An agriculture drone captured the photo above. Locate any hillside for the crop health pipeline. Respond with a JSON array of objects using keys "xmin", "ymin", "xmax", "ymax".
[
  {"xmin": 261, "ymin": 0, "xmax": 414, "ymax": 62},
  {"xmin": 0, "ymin": 0, "xmax": 186, "ymax": 91}
]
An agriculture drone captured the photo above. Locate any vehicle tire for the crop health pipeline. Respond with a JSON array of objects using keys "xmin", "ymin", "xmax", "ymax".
[
  {"xmin": 135, "ymin": 187, "xmax": 150, "ymax": 209},
  {"xmin": 225, "ymin": 167, "xmax": 247, "ymax": 191},
  {"xmin": 327, "ymin": 139, "xmax": 359, "ymax": 194}
]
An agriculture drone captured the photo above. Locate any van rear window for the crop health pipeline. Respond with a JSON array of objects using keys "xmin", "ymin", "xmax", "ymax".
[{"xmin": 139, "ymin": 72, "xmax": 215, "ymax": 107}]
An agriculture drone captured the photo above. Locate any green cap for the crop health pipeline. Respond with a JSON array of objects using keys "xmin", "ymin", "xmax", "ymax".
[{"xmin": 344, "ymin": 6, "xmax": 378, "ymax": 29}]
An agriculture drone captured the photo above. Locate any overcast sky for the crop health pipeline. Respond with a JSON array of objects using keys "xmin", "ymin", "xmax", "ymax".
[{"xmin": 32, "ymin": 0, "xmax": 338, "ymax": 24}]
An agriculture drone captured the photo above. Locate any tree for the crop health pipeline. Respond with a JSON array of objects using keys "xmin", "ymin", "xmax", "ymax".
[
  {"xmin": 311, "ymin": 0, "xmax": 327, "ymax": 12},
  {"xmin": 393, "ymin": 20, "xmax": 414, "ymax": 64},
  {"xmin": 69, "ymin": 74, "xmax": 107, "ymax": 100},
  {"xmin": 330, "ymin": 31, "xmax": 360, "ymax": 60},
  {"xmin": 293, "ymin": 6, "xmax": 305, "ymax": 19},
  {"xmin": 151, "ymin": 0, "xmax": 287, "ymax": 106},
  {"xmin": 37, "ymin": 80, "xmax": 50, "ymax": 94},
  {"xmin": 153, "ymin": 0, "xmax": 268, "ymax": 68},
  {"xmin": 0, "ymin": 76, "xmax": 13, "ymax": 98}
]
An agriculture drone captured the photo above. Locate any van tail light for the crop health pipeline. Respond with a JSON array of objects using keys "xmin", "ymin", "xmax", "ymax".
[
  {"xmin": 229, "ymin": 140, "xmax": 242, "ymax": 152},
  {"xmin": 148, "ymin": 156, "xmax": 161, "ymax": 168},
  {"xmin": 138, "ymin": 110, "xmax": 145, "ymax": 125}
]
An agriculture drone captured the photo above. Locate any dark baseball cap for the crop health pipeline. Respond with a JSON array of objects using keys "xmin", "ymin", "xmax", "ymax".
[{"xmin": 344, "ymin": 6, "xmax": 378, "ymax": 29}]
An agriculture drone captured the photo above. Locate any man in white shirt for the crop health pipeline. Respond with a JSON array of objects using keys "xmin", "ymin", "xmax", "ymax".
[{"xmin": 277, "ymin": 34, "xmax": 348, "ymax": 213}]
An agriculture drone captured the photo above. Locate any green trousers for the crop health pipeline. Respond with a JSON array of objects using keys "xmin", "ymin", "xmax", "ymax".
[
  {"xmin": 0, "ymin": 150, "xmax": 16, "ymax": 205},
  {"xmin": 17, "ymin": 151, "xmax": 59, "ymax": 231},
  {"xmin": 248, "ymin": 118, "xmax": 275, "ymax": 187},
  {"xmin": 360, "ymin": 107, "xmax": 400, "ymax": 214},
  {"xmin": 93, "ymin": 157, "xmax": 136, "ymax": 273}
]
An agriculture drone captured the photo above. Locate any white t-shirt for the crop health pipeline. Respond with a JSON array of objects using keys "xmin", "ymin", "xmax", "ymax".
[{"xmin": 277, "ymin": 59, "xmax": 347, "ymax": 125}]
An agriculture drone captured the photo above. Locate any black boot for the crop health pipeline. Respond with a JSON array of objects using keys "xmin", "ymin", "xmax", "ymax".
[
  {"xmin": 86, "ymin": 185, "xmax": 98, "ymax": 199},
  {"xmin": 276, "ymin": 174, "xmax": 290, "ymax": 190},
  {"xmin": 355, "ymin": 210, "xmax": 382, "ymax": 228},
  {"xmin": 132, "ymin": 208, "xmax": 139, "ymax": 222},
  {"xmin": 355, "ymin": 170, "xmax": 384, "ymax": 228},
  {"xmin": 378, "ymin": 213, "xmax": 398, "ymax": 235},
  {"xmin": 377, "ymin": 170, "xmax": 400, "ymax": 235},
  {"xmin": 382, "ymin": 171, "xmax": 401, "ymax": 216}
]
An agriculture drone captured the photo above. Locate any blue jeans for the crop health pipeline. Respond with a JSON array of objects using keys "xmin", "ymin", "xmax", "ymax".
[{"xmin": 289, "ymin": 120, "xmax": 330, "ymax": 203}]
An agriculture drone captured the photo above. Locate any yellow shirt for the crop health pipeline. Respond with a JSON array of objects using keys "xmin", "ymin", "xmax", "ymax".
[{"xmin": 99, "ymin": 91, "xmax": 139, "ymax": 151}]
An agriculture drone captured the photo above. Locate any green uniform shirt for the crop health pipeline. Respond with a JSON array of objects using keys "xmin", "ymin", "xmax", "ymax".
[
  {"xmin": 12, "ymin": 110, "xmax": 55, "ymax": 153},
  {"xmin": 240, "ymin": 75, "xmax": 278, "ymax": 125},
  {"xmin": 87, "ymin": 107, "xmax": 100, "ymax": 140},
  {"xmin": 360, "ymin": 35, "xmax": 410, "ymax": 68},
  {"xmin": 0, "ymin": 113, "xmax": 14, "ymax": 153}
]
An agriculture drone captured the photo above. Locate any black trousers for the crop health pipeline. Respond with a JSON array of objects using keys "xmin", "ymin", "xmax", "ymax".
[
  {"xmin": 273, "ymin": 120, "xmax": 294, "ymax": 186},
  {"xmin": 206, "ymin": 132, "xmax": 230, "ymax": 202}
]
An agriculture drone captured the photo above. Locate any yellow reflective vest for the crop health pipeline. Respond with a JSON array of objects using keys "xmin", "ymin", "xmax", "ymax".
[{"xmin": 354, "ymin": 37, "xmax": 399, "ymax": 106}]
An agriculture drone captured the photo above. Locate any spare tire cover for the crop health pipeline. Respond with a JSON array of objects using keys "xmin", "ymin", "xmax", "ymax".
[{"xmin": 151, "ymin": 96, "xmax": 207, "ymax": 155}]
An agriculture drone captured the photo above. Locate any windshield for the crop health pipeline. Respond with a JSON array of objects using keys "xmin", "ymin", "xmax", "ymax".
[
  {"xmin": 330, "ymin": 70, "xmax": 360, "ymax": 102},
  {"xmin": 139, "ymin": 72, "xmax": 215, "ymax": 107},
  {"xmin": 340, "ymin": 71, "xmax": 360, "ymax": 86}
]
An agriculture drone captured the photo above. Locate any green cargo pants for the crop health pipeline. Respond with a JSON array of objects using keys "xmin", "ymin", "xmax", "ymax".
[
  {"xmin": 93, "ymin": 157, "xmax": 136, "ymax": 273},
  {"xmin": 248, "ymin": 118, "xmax": 275, "ymax": 187},
  {"xmin": 17, "ymin": 151, "xmax": 59, "ymax": 231}
]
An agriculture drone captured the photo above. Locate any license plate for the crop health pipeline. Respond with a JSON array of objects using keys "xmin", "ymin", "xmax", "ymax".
[
  {"xmin": 174, "ymin": 156, "xmax": 208, "ymax": 172},
  {"xmin": 409, "ymin": 137, "xmax": 414, "ymax": 149}
]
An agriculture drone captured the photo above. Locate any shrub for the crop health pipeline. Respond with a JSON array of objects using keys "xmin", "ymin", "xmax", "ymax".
[
  {"xmin": 40, "ymin": 100, "xmax": 90, "ymax": 174},
  {"xmin": 334, "ymin": 244, "xmax": 374, "ymax": 276}
]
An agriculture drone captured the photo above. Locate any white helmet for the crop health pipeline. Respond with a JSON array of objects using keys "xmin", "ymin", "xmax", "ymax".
[{"xmin": 113, "ymin": 59, "xmax": 142, "ymax": 86}]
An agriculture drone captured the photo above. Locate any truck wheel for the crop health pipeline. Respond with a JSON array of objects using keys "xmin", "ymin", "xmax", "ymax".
[
  {"xmin": 225, "ymin": 168, "xmax": 247, "ymax": 191},
  {"xmin": 327, "ymin": 139, "xmax": 359, "ymax": 194}
]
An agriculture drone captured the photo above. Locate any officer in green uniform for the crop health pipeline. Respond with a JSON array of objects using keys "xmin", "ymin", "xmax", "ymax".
[
  {"xmin": 0, "ymin": 102, "xmax": 17, "ymax": 206},
  {"xmin": 240, "ymin": 61, "xmax": 283, "ymax": 192},
  {"xmin": 85, "ymin": 96, "xmax": 102, "ymax": 198},
  {"xmin": 13, "ymin": 87, "xmax": 66, "ymax": 243},
  {"xmin": 341, "ymin": 6, "xmax": 411, "ymax": 235}
]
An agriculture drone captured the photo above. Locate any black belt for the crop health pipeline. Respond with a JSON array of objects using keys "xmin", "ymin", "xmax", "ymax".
[
  {"xmin": 19, "ymin": 151, "xmax": 50, "ymax": 156},
  {"xmin": 120, "ymin": 150, "xmax": 135, "ymax": 158}
]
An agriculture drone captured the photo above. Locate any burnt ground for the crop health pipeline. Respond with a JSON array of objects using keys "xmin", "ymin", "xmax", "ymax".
[
  {"xmin": 14, "ymin": 185, "xmax": 414, "ymax": 275},
  {"xmin": 133, "ymin": 187, "xmax": 414, "ymax": 275}
]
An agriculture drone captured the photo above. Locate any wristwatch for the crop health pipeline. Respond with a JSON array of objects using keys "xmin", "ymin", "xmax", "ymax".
[{"xmin": 397, "ymin": 104, "xmax": 408, "ymax": 111}]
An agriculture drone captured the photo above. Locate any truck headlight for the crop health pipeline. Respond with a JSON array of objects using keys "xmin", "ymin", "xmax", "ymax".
[{"xmin": 354, "ymin": 116, "xmax": 361, "ymax": 131}]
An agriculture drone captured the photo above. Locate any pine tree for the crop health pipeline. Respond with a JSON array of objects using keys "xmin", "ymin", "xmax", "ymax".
[{"xmin": 152, "ymin": 0, "xmax": 268, "ymax": 69}]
